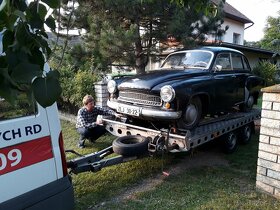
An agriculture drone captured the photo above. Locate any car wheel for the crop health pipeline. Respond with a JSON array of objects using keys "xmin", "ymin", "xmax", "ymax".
[
  {"xmin": 240, "ymin": 95, "xmax": 254, "ymax": 112},
  {"xmin": 223, "ymin": 132, "xmax": 238, "ymax": 154},
  {"xmin": 238, "ymin": 123, "xmax": 253, "ymax": 144},
  {"xmin": 112, "ymin": 135, "xmax": 149, "ymax": 156},
  {"xmin": 178, "ymin": 97, "xmax": 202, "ymax": 130}
]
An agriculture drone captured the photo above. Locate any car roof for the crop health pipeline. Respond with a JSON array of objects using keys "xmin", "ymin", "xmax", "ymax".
[
  {"xmin": 170, "ymin": 46, "xmax": 244, "ymax": 55},
  {"xmin": 199, "ymin": 46, "xmax": 243, "ymax": 54}
]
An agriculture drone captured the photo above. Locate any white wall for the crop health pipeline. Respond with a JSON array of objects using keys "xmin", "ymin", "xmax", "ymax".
[
  {"xmin": 244, "ymin": 51, "xmax": 280, "ymax": 69},
  {"xmin": 207, "ymin": 18, "xmax": 245, "ymax": 45},
  {"xmin": 244, "ymin": 52, "xmax": 269, "ymax": 68},
  {"xmin": 223, "ymin": 18, "xmax": 245, "ymax": 45}
]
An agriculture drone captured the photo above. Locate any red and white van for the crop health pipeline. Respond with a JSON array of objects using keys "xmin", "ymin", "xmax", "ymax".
[{"xmin": 0, "ymin": 64, "xmax": 74, "ymax": 209}]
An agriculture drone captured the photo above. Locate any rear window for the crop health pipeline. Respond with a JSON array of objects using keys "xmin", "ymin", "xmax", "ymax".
[{"xmin": 0, "ymin": 94, "xmax": 37, "ymax": 121}]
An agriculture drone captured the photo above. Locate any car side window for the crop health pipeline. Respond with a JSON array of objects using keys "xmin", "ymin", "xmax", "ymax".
[
  {"xmin": 242, "ymin": 56, "xmax": 251, "ymax": 70},
  {"xmin": 214, "ymin": 53, "xmax": 232, "ymax": 70},
  {"xmin": 0, "ymin": 94, "xmax": 37, "ymax": 121},
  {"xmin": 232, "ymin": 53, "xmax": 244, "ymax": 70}
]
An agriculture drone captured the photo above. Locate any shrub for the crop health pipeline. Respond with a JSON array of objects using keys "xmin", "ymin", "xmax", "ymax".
[
  {"xmin": 252, "ymin": 61, "xmax": 278, "ymax": 86},
  {"xmin": 49, "ymin": 44, "xmax": 107, "ymax": 113},
  {"xmin": 58, "ymin": 65, "xmax": 100, "ymax": 113},
  {"xmin": 70, "ymin": 70, "xmax": 100, "ymax": 107}
]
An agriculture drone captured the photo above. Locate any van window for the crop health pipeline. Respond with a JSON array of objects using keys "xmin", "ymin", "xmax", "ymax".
[{"xmin": 0, "ymin": 93, "xmax": 37, "ymax": 121}]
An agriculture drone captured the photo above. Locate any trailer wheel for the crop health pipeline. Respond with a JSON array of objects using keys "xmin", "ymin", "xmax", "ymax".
[
  {"xmin": 223, "ymin": 132, "xmax": 238, "ymax": 154},
  {"xmin": 112, "ymin": 135, "xmax": 149, "ymax": 156},
  {"xmin": 239, "ymin": 124, "xmax": 253, "ymax": 144}
]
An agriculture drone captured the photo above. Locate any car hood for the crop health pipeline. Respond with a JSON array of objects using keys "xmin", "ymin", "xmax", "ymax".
[{"xmin": 118, "ymin": 69, "xmax": 207, "ymax": 91}]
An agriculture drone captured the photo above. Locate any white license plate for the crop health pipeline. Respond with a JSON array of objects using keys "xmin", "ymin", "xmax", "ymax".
[{"xmin": 117, "ymin": 105, "xmax": 140, "ymax": 116}]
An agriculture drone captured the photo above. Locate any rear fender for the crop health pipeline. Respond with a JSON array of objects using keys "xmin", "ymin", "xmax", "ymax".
[
  {"xmin": 245, "ymin": 76, "xmax": 265, "ymax": 90},
  {"xmin": 245, "ymin": 76, "xmax": 265, "ymax": 103}
]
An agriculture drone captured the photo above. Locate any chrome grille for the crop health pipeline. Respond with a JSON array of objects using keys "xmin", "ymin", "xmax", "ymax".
[{"xmin": 118, "ymin": 91, "xmax": 162, "ymax": 106}]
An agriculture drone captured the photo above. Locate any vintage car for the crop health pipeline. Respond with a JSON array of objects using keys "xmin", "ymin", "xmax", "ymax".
[{"xmin": 107, "ymin": 46, "xmax": 265, "ymax": 131}]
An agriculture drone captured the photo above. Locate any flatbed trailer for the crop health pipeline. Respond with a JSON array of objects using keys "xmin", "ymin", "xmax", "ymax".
[
  {"xmin": 103, "ymin": 108, "xmax": 261, "ymax": 154},
  {"xmin": 67, "ymin": 108, "xmax": 261, "ymax": 174}
]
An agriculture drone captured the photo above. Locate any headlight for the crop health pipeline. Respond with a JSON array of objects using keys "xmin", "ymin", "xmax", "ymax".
[
  {"xmin": 160, "ymin": 85, "xmax": 175, "ymax": 102},
  {"xmin": 107, "ymin": 80, "xmax": 117, "ymax": 94}
]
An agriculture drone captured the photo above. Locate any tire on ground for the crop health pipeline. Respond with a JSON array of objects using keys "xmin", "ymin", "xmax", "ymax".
[{"xmin": 112, "ymin": 135, "xmax": 149, "ymax": 156}]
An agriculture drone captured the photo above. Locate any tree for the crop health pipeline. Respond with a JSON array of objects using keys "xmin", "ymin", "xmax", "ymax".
[
  {"xmin": 0, "ymin": 0, "xmax": 222, "ymax": 107},
  {"xmin": 58, "ymin": 0, "xmax": 226, "ymax": 74},
  {"xmin": 244, "ymin": 40, "xmax": 262, "ymax": 48},
  {"xmin": 260, "ymin": 13, "xmax": 280, "ymax": 53}
]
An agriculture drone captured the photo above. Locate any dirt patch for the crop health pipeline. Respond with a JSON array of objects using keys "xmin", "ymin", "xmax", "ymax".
[
  {"xmin": 119, "ymin": 150, "xmax": 228, "ymax": 199},
  {"xmin": 92, "ymin": 146, "xmax": 229, "ymax": 209}
]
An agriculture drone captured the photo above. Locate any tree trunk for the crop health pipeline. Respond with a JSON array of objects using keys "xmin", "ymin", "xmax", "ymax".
[{"xmin": 135, "ymin": 26, "xmax": 147, "ymax": 74}]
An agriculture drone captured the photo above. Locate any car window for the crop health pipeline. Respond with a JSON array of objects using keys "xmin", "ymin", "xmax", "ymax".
[
  {"xmin": 232, "ymin": 53, "xmax": 244, "ymax": 70},
  {"xmin": 242, "ymin": 56, "xmax": 251, "ymax": 70},
  {"xmin": 161, "ymin": 53, "xmax": 185, "ymax": 68},
  {"xmin": 0, "ymin": 94, "xmax": 37, "ymax": 121},
  {"xmin": 161, "ymin": 51, "xmax": 212, "ymax": 69},
  {"xmin": 181, "ymin": 51, "xmax": 212, "ymax": 68},
  {"xmin": 214, "ymin": 53, "xmax": 232, "ymax": 70}
]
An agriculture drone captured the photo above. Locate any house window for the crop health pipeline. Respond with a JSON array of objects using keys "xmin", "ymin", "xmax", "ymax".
[{"xmin": 233, "ymin": 33, "xmax": 241, "ymax": 44}]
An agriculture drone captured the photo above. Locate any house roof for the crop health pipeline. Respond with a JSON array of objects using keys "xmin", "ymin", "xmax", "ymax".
[
  {"xmin": 212, "ymin": 0, "xmax": 253, "ymax": 24},
  {"xmin": 218, "ymin": 42, "xmax": 280, "ymax": 57}
]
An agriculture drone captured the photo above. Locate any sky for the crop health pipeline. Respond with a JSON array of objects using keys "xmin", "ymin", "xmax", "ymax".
[{"xmin": 226, "ymin": 0, "xmax": 280, "ymax": 42}]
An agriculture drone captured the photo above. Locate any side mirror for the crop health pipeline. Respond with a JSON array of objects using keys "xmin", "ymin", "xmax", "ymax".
[{"xmin": 214, "ymin": 65, "xmax": 222, "ymax": 71}]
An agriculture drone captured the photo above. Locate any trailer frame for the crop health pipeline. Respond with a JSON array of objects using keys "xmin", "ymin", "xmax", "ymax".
[{"xmin": 67, "ymin": 108, "xmax": 261, "ymax": 174}]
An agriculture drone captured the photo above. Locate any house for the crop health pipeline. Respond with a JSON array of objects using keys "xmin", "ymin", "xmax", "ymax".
[
  {"xmin": 218, "ymin": 42, "xmax": 280, "ymax": 69},
  {"xmin": 210, "ymin": 0, "xmax": 280, "ymax": 69},
  {"xmin": 209, "ymin": 0, "xmax": 254, "ymax": 45},
  {"xmin": 147, "ymin": 0, "xmax": 280, "ymax": 71}
]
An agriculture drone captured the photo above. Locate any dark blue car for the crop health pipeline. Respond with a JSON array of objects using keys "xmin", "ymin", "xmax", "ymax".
[{"xmin": 107, "ymin": 47, "xmax": 265, "ymax": 130}]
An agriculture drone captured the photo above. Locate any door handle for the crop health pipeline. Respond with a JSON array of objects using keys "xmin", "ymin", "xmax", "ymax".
[{"xmin": 231, "ymin": 75, "xmax": 237, "ymax": 78}]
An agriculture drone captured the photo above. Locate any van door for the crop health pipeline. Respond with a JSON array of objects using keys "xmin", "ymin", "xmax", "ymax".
[{"xmin": 0, "ymin": 95, "xmax": 59, "ymax": 203}]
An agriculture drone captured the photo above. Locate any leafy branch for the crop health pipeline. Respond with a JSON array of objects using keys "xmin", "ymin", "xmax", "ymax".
[{"xmin": 0, "ymin": 0, "xmax": 60, "ymax": 107}]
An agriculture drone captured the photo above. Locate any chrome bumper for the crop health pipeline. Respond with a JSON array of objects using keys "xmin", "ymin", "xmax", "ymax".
[{"xmin": 107, "ymin": 100, "xmax": 182, "ymax": 120}]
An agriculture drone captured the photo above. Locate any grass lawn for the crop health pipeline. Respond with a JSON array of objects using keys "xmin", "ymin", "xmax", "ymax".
[
  {"xmin": 62, "ymin": 120, "xmax": 173, "ymax": 209},
  {"xmin": 62, "ymin": 119, "xmax": 280, "ymax": 210}
]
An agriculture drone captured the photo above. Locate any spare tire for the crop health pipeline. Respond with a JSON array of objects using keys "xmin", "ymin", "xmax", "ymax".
[{"xmin": 112, "ymin": 135, "xmax": 149, "ymax": 156}]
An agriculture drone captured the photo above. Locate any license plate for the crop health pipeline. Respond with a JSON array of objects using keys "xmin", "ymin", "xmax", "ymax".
[{"xmin": 117, "ymin": 105, "xmax": 140, "ymax": 116}]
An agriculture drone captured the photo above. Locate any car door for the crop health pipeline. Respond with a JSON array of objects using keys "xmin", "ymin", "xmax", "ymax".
[
  {"xmin": 231, "ymin": 52, "xmax": 249, "ymax": 103},
  {"xmin": 212, "ymin": 52, "xmax": 240, "ymax": 110}
]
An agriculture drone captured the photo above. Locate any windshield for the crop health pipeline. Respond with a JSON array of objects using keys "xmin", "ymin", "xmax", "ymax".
[{"xmin": 161, "ymin": 50, "xmax": 213, "ymax": 69}]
